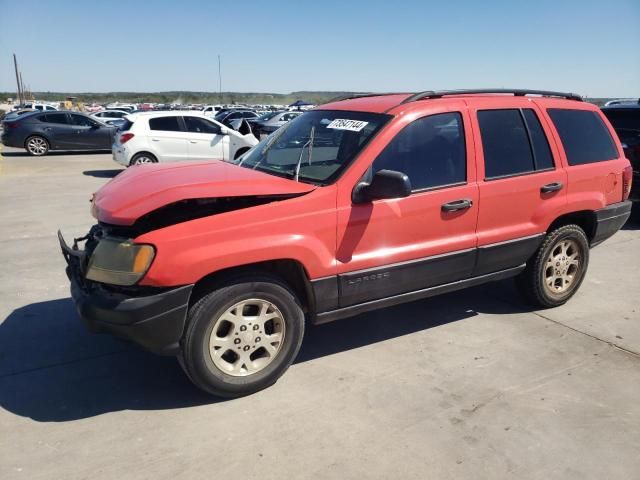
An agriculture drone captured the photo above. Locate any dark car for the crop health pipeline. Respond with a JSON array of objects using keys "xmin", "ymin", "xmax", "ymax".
[
  {"xmin": 1, "ymin": 111, "xmax": 116, "ymax": 156},
  {"xmin": 602, "ymin": 101, "xmax": 640, "ymax": 201},
  {"xmin": 213, "ymin": 109, "xmax": 259, "ymax": 127}
]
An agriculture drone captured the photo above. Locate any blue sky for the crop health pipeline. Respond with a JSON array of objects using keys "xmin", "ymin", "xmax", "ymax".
[{"xmin": 0, "ymin": 0, "xmax": 638, "ymax": 97}]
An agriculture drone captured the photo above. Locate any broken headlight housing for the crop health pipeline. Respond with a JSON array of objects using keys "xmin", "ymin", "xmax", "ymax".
[{"xmin": 85, "ymin": 237, "xmax": 155, "ymax": 286}]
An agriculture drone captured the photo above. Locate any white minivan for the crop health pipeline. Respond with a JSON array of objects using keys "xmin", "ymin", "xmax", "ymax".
[{"xmin": 112, "ymin": 111, "xmax": 258, "ymax": 166}]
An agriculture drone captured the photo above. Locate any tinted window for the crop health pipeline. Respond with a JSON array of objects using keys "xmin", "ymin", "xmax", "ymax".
[
  {"xmin": 479, "ymin": 109, "xmax": 534, "ymax": 178},
  {"xmin": 42, "ymin": 113, "xmax": 69, "ymax": 124},
  {"xmin": 522, "ymin": 109, "xmax": 554, "ymax": 170},
  {"xmin": 240, "ymin": 111, "xmax": 257, "ymax": 118},
  {"xmin": 548, "ymin": 109, "xmax": 618, "ymax": 165},
  {"xmin": 602, "ymin": 109, "xmax": 640, "ymax": 132},
  {"xmin": 70, "ymin": 114, "xmax": 97, "ymax": 127},
  {"xmin": 226, "ymin": 112, "xmax": 241, "ymax": 120},
  {"xmin": 373, "ymin": 112, "xmax": 466, "ymax": 191},
  {"xmin": 184, "ymin": 116, "xmax": 220, "ymax": 134},
  {"xmin": 149, "ymin": 116, "xmax": 182, "ymax": 132}
]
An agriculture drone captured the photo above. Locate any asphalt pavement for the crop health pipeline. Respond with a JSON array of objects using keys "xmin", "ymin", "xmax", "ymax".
[{"xmin": 0, "ymin": 145, "xmax": 638, "ymax": 480}]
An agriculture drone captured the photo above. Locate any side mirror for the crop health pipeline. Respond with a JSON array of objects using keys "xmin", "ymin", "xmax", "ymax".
[
  {"xmin": 352, "ymin": 169, "xmax": 412, "ymax": 203},
  {"xmin": 219, "ymin": 126, "xmax": 229, "ymax": 135}
]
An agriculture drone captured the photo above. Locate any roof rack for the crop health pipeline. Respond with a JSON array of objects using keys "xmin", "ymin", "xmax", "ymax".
[
  {"xmin": 400, "ymin": 89, "xmax": 583, "ymax": 104},
  {"xmin": 328, "ymin": 92, "xmax": 408, "ymax": 103}
]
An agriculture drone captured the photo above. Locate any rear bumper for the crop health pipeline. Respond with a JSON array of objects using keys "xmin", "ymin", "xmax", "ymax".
[
  {"xmin": 59, "ymin": 231, "xmax": 193, "ymax": 355},
  {"xmin": 591, "ymin": 200, "xmax": 632, "ymax": 246},
  {"xmin": 112, "ymin": 143, "xmax": 130, "ymax": 166}
]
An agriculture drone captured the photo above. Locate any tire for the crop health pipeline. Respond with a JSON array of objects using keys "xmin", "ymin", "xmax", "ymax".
[
  {"xmin": 25, "ymin": 135, "xmax": 49, "ymax": 156},
  {"xmin": 516, "ymin": 224, "xmax": 590, "ymax": 308},
  {"xmin": 129, "ymin": 152, "xmax": 157, "ymax": 166},
  {"xmin": 180, "ymin": 276, "xmax": 305, "ymax": 397}
]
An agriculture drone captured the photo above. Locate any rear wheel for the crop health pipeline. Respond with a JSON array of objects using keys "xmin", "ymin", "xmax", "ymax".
[
  {"xmin": 180, "ymin": 276, "xmax": 305, "ymax": 397},
  {"xmin": 517, "ymin": 224, "xmax": 589, "ymax": 307},
  {"xmin": 25, "ymin": 135, "xmax": 49, "ymax": 156},
  {"xmin": 129, "ymin": 152, "xmax": 157, "ymax": 166}
]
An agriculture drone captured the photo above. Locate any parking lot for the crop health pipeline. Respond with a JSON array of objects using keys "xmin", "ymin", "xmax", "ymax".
[{"xmin": 0, "ymin": 145, "xmax": 638, "ymax": 479}]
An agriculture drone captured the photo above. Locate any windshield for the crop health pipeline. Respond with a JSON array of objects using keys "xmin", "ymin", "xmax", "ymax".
[{"xmin": 237, "ymin": 110, "xmax": 391, "ymax": 185}]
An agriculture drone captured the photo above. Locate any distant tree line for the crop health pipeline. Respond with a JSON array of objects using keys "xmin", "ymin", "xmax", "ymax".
[{"xmin": 0, "ymin": 91, "xmax": 364, "ymax": 105}]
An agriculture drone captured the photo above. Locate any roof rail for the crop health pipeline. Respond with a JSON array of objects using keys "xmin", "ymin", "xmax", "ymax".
[
  {"xmin": 327, "ymin": 92, "xmax": 408, "ymax": 103},
  {"xmin": 400, "ymin": 89, "xmax": 583, "ymax": 104}
]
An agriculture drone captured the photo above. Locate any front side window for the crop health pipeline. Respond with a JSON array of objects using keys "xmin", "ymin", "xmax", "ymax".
[
  {"xmin": 238, "ymin": 110, "xmax": 390, "ymax": 185},
  {"xmin": 548, "ymin": 109, "xmax": 618, "ymax": 165},
  {"xmin": 71, "ymin": 114, "xmax": 97, "ymax": 127},
  {"xmin": 372, "ymin": 112, "xmax": 466, "ymax": 191},
  {"xmin": 149, "ymin": 116, "xmax": 182, "ymax": 132},
  {"xmin": 184, "ymin": 116, "xmax": 220, "ymax": 134}
]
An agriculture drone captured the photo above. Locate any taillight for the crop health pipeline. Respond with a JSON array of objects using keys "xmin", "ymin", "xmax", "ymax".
[
  {"xmin": 120, "ymin": 133, "xmax": 134, "ymax": 144},
  {"xmin": 622, "ymin": 165, "xmax": 632, "ymax": 200},
  {"xmin": 4, "ymin": 122, "xmax": 19, "ymax": 129}
]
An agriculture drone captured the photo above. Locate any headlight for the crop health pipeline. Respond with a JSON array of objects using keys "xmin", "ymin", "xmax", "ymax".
[{"xmin": 85, "ymin": 237, "xmax": 155, "ymax": 286}]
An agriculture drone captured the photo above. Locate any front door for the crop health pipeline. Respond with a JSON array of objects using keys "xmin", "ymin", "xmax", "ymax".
[
  {"xmin": 68, "ymin": 114, "xmax": 111, "ymax": 149},
  {"xmin": 183, "ymin": 116, "xmax": 226, "ymax": 161},
  {"xmin": 336, "ymin": 109, "xmax": 479, "ymax": 307}
]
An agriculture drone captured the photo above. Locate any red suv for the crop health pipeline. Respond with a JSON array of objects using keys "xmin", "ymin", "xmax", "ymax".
[{"xmin": 59, "ymin": 89, "xmax": 633, "ymax": 397}]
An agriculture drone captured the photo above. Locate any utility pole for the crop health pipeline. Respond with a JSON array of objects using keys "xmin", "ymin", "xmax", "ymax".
[
  {"xmin": 20, "ymin": 72, "xmax": 26, "ymax": 101},
  {"xmin": 13, "ymin": 53, "xmax": 23, "ymax": 105},
  {"xmin": 218, "ymin": 54, "xmax": 222, "ymax": 103}
]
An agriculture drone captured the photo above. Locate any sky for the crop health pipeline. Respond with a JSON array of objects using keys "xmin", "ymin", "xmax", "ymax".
[{"xmin": 0, "ymin": 0, "xmax": 638, "ymax": 97}]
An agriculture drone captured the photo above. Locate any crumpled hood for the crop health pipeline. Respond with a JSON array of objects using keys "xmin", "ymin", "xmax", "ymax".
[{"xmin": 93, "ymin": 160, "xmax": 315, "ymax": 225}]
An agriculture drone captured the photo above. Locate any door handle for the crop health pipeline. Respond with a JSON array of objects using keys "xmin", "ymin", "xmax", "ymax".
[
  {"xmin": 441, "ymin": 199, "xmax": 473, "ymax": 212},
  {"xmin": 151, "ymin": 138, "xmax": 160, "ymax": 142},
  {"xmin": 541, "ymin": 182, "xmax": 563, "ymax": 193},
  {"xmin": 189, "ymin": 140, "xmax": 197, "ymax": 144}
]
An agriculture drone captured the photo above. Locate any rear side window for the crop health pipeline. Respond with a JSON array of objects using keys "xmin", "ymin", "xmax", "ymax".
[
  {"xmin": 373, "ymin": 112, "xmax": 466, "ymax": 191},
  {"xmin": 149, "ymin": 116, "xmax": 182, "ymax": 132},
  {"xmin": 548, "ymin": 109, "xmax": 618, "ymax": 165},
  {"xmin": 478, "ymin": 109, "xmax": 555, "ymax": 179},
  {"xmin": 522, "ymin": 109, "xmax": 554, "ymax": 170},
  {"xmin": 41, "ymin": 113, "xmax": 69, "ymax": 124}
]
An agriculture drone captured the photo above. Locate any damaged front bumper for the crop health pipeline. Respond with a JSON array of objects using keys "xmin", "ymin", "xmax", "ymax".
[{"xmin": 58, "ymin": 230, "xmax": 193, "ymax": 355}]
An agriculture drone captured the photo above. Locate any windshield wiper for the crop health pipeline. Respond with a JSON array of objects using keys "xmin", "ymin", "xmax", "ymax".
[{"xmin": 294, "ymin": 126, "xmax": 315, "ymax": 182}]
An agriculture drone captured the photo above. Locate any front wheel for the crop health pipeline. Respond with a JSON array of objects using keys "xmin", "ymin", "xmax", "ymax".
[
  {"xmin": 517, "ymin": 224, "xmax": 590, "ymax": 308},
  {"xmin": 25, "ymin": 135, "xmax": 49, "ymax": 156},
  {"xmin": 180, "ymin": 277, "xmax": 305, "ymax": 397}
]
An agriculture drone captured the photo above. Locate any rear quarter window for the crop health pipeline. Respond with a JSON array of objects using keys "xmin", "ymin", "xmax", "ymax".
[{"xmin": 548, "ymin": 109, "xmax": 618, "ymax": 165}]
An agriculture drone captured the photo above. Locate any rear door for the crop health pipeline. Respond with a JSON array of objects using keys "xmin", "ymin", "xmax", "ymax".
[
  {"xmin": 336, "ymin": 108, "xmax": 479, "ymax": 307},
  {"xmin": 471, "ymin": 99, "xmax": 567, "ymax": 276},
  {"xmin": 69, "ymin": 113, "xmax": 112, "ymax": 148},
  {"xmin": 183, "ymin": 115, "xmax": 227, "ymax": 161},
  {"xmin": 39, "ymin": 113, "xmax": 76, "ymax": 149},
  {"xmin": 147, "ymin": 116, "xmax": 188, "ymax": 161}
]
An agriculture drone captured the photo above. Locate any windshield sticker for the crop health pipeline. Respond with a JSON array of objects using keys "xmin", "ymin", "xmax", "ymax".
[{"xmin": 326, "ymin": 119, "xmax": 369, "ymax": 132}]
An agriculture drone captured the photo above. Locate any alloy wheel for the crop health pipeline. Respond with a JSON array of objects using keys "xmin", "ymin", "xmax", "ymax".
[
  {"xmin": 208, "ymin": 299, "xmax": 286, "ymax": 376},
  {"xmin": 27, "ymin": 137, "xmax": 47, "ymax": 155},
  {"xmin": 543, "ymin": 239, "xmax": 582, "ymax": 295}
]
